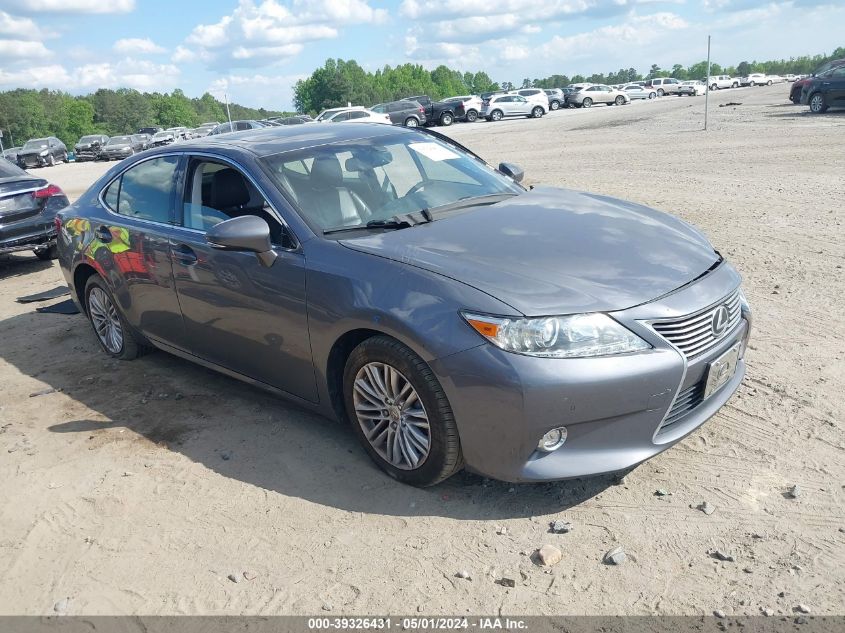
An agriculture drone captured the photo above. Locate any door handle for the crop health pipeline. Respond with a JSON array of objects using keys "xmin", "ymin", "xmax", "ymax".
[
  {"xmin": 95, "ymin": 225, "xmax": 112, "ymax": 242},
  {"xmin": 171, "ymin": 243, "xmax": 198, "ymax": 265}
]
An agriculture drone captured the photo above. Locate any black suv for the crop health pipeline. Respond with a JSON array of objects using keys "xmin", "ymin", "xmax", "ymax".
[
  {"xmin": 371, "ymin": 100, "xmax": 427, "ymax": 127},
  {"xmin": 801, "ymin": 65, "xmax": 845, "ymax": 113}
]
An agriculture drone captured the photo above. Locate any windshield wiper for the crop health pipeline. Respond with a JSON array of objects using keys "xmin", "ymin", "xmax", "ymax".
[
  {"xmin": 323, "ymin": 214, "xmax": 430, "ymax": 236},
  {"xmin": 426, "ymin": 192, "xmax": 519, "ymax": 215}
]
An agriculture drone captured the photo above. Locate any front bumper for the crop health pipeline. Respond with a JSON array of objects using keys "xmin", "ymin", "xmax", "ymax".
[
  {"xmin": 430, "ymin": 262, "xmax": 750, "ymax": 482},
  {"xmin": 17, "ymin": 155, "xmax": 49, "ymax": 168}
]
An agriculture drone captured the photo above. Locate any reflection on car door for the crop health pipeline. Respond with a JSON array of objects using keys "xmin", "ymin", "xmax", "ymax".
[
  {"xmin": 167, "ymin": 155, "xmax": 318, "ymax": 402},
  {"xmin": 827, "ymin": 67, "xmax": 845, "ymax": 105},
  {"xmin": 97, "ymin": 155, "xmax": 185, "ymax": 345}
]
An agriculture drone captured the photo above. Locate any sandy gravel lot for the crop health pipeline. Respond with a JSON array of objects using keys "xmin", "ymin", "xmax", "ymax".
[{"xmin": 1, "ymin": 85, "xmax": 843, "ymax": 616}]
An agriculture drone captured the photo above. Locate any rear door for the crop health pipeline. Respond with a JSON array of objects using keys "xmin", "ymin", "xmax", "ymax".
[
  {"xmin": 95, "ymin": 155, "xmax": 185, "ymax": 345},
  {"xmin": 823, "ymin": 66, "xmax": 845, "ymax": 106},
  {"xmin": 168, "ymin": 154, "xmax": 317, "ymax": 402}
]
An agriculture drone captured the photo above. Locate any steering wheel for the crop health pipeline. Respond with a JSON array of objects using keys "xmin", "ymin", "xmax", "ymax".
[{"xmin": 406, "ymin": 180, "xmax": 432, "ymax": 197}]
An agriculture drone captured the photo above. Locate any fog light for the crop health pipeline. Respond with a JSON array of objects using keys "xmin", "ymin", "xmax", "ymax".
[{"xmin": 538, "ymin": 427, "xmax": 567, "ymax": 452}]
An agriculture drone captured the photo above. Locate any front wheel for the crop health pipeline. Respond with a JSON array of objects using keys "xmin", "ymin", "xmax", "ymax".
[
  {"xmin": 615, "ymin": 95, "xmax": 625, "ymax": 106},
  {"xmin": 767, "ymin": 80, "xmax": 773, "ymax": 86},
  {"xmin": 343, "ymin": 336, "xmax": 462, "ymax": 486},
  {"xmin": 550, "ymin": 100, "xmax": 560, "ymax": 110},
  {"xmin": 732, "ymin": 82, "xmax": 739, "ymax": 88},
  {"xmin": 809, "ymin": 93, "xmax": 828, "ymax": 114},
  {"xmin": 710, "ymin": 84, "xmax": 718, "ymax": 91},
  {"xmin": 404, "ymin": 117, "xmax": 419, "ymax": 128},
  {"xmin": 465, "ymin": 109, "xmax": 478, "ymax": 122},
  {"xmin": 582, "ymin": 97, "xmax": 593, "ymax": 108},
  {"xmin": 657, "ymin": 89, "xmax": 665, "ymax": 97},
  {"xmin": 84, "ymin": 276, "xmax": 147, "ymax": 360},
  {"xmin": 490, "ymin": 109, "xmax": 503, "ymax": 121},
  {"xmin": 531, "ymin": 106, "xmax": 544, "ymax": 118},
  {"xmin": 439, "ymin": 112, "xmax": 453, "ymax": 126},
  {"xmin": 648, "ymin": 92, "xmax": 656, "ymax": 99}
]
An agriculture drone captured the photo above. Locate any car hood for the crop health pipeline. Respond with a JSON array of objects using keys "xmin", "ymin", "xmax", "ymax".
[
  {"xmin": 105, "ymin": 144, "xmax": 130, "ymax": 149},
  {"xmin": 339, "ymin": 187, "xmax": 720, "ymax": 316},
  {"xmin": 18, "ymin": 148, "xmax": 48, "ymax": 156}
]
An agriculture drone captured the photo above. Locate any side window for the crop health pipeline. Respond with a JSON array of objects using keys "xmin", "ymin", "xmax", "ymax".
[
  {"xmin": 105, "ymin": 156, "xmax": 178, "ymax": 223},
  {"xmin": 348, "ymin": 111, "xmax": 368, "ymax": 120},
  {"xmin": 182, "ymin": 159, "xmax": 293, "ymax": 248},
  {"xmin": 332, "ymin": 112, "xmax": 351, "ymax": 122}
]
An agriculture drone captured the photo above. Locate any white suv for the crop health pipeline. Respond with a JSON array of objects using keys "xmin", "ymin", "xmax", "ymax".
[
  {"xmin": 644, "ymin": 78, "xmax": 682, "ymax": 96},
  {"xmin": 509, "ymin": 89, "xmax": 549, "ymax": 113},
  {"xmin": 708, "ymin": 75, "xmax": 739, "ymax": 90}
]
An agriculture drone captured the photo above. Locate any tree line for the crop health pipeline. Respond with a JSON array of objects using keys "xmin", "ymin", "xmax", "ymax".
[
  {"xmin": 295, "ymin": 47, "xmax": 844, "ymax": 113},
  {"xmin": 0, "ymin": 88, "xmax": 287, "ymax": 149}
]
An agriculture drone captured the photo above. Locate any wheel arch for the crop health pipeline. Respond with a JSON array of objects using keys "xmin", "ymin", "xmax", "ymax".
[{"xmin": 72, "ymin": 262, "xmax": 103, "ymax": 314}]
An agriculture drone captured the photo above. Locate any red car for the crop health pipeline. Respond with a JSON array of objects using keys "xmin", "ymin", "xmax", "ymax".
[{"xmin": 791, "ymin": 58, "xmax": 845, "ymax": 103}]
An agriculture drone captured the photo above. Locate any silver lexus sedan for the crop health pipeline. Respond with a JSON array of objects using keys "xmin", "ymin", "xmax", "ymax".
[{"xmin": 57, "ymin": 124, "xmax": 751, "ymax": 486}]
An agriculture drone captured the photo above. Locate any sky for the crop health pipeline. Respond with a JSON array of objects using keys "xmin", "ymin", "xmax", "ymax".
[{"xmin": 0, "ymin": 0, "xmax": 842, "ymax": 110}]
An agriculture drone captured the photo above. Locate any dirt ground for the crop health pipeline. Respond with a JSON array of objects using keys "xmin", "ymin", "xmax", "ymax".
[{"xmin": 0, "ymin": 84, "xmax": 843, "ymax": 616}]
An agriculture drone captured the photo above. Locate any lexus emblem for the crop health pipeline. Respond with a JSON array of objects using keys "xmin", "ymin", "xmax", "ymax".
[{"xmin": 711, "ymin": 305, "xmax": 730, "ymax": 337}]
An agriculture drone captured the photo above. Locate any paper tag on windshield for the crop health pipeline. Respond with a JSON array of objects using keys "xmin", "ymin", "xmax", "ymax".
[{"xmin": 409, "ymin": 142, "xmax": 459, "ymax": 161}]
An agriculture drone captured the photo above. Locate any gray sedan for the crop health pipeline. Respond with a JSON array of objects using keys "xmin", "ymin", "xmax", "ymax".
[
  {"xmin": 57, "ymin": 124, "xmax": 751, "ymax": 486},
  {"xmin": 623, "ymin": 85, "xmax": 657, "ymax": 100}
]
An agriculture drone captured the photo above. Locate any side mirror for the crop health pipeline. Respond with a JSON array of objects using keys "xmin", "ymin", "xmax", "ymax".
[
  {"xmin": 206, "ymin": 215, "xmax": 277, "ymax": 268},
  {"xmin": 498, "ymin": 162, "xmax": 525, "ymax": 183}
]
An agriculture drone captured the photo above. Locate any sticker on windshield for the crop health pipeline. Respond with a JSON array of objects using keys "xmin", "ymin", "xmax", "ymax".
[{"xmin": 408, "ymin": 142, "xmax": 459, "ymax": 161}]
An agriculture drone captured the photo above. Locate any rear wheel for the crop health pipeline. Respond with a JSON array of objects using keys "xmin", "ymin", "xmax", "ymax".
[
  {"xmin": 343, "ymin": 336, "xmax": 462, "ymax": 487},
  {"xmin": 767, "ymin": 80, "xmax": 773, "ymax": 86},
  {"xmin": 84, "ymin": 276, "xmax": 147, "ymax": 360},
  {"xmin": 710, "ymin": 83, "xmax": 718, "ymax": 91},
  {"xmin": 657, "ymin": 88, "xmax": 665, "ymax": 97},
  {"xmin": 439, "ymin": 112, "xmax": 453, "ymax": 126},
  {"xmin": 582, "ymin": 97, "xmax": 593, "ymax": 108},
  {"xmin": 732, "ymin": 82, "xmax": 739, "ymax": 88},
  {"xmin": 648, "ymin": 92, "xmax": 656, "ymax": 99},
  {"xmin": 614, "ymin": 95, "xmax": 625, "ymax": 106},
  {"xmin": 531, "ymin": 106, "xmax": 544, "ymax": 118},
  {"xmin": 404, "ymin": 117, "xmax": 419, "ymax": 128},
  {"xmin": 809, "ymin": 93, "xmax": 828, "ymax": 114},
  {"xmin": 490, "ymin": 109, "xmax": 503, "ymax": 122},
  {"xmin": 465, "ymin": 109, "xmax": 478, "ymax": 122},
  {"xmin": 550, "ymin": 100, "xmax": 560, "ymax": 110}
]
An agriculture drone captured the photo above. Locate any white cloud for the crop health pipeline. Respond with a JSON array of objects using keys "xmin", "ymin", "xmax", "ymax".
[
  {"xmin": 0, "ymin": 0, "xmax": 135, "ymax": 13},
  {"xmin": 0, "ymin": 57, "xmax": 179, "ymax": 91},
  {"xmin": 182, "ymin": 0, "xmax": 387, "ymax": 68},
  {"xmin": 207, "ymin": 71, "xmax": 307, "ymax": 110},
  {"xmin": 113, "ymin": 37, "xmax": 165, "ymax": 54},
  {"xmin": 0, "ymin": 39, "xmax": 52, "ymax": 59},
  {"xmin": 0, "ymin": 9, "xmax": 48, "ymax": 38}
]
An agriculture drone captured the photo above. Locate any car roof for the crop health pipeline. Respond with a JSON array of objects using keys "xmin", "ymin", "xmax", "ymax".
[{"xmin": 143, "ymin": 122, "xmax": 416, "ymax": 158}]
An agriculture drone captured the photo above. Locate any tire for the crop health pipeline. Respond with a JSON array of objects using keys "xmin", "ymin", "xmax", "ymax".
[
  {"xmin": 34, "ymin": 244, "xmax": 58, "ymax": 260},
  {"xmin": 465, "ymin": 109, "xmax": 478, "ymax": 122},
  {"xmin": 490, "ymin": 109, "xmax": 503, "ymax": 122},
  {"xmin": 550, "ymin": 100, "xmax": 560, "ymax": 111},
  {"xmin": 648, "ymin": 92, "xmax": 656, "ymax": 99},
  {"xmin": 657, "ymin": 89, "xmax": 665, "ymax": 97},
  {"xmin": 343, "ymin": 336, "xmax": 462, "ymax": 486},
  {"xmin": 439, "ymin": 112, "xmax": 453, "ymax": 126},
  {"xmin": 767, "ymin": 80, "xmax": 773, "ymax": 86},
  {"xmin": 84, "ymin": 275, "xmax": 147, "ymax": 360},
  {"xmin": 404, "ymin": 117, "xmax": 419, "ymax": 128},
  {"xmin": 809, "ymin": 93, "xmax": 828, "ymax": 114},
  {"xmin": 710, "ymin": 84, "xmax": 718, "ymax": 91},
  {"xmin": 614, "ymin": 95, "xmax": 625, "ymax": 106},
  {"xmin": 582, "ymin": 97, "xmax": 593, "ymax": 108},
  {"xmin": 47, "ymin": 154, "xmax": 55, "ymax": 166},
  {"xmin": 531, "ymin": 106, "xmax": 544, "ymax": 118},
  {"xmin": 749, "ymin": 81, "xmax": 756, "ymax": 87}
]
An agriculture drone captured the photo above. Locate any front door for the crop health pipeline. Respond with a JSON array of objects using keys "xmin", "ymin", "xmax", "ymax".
[{"xmin": 168, "ymin": 156, "xmax": 318, "ymax": 402}]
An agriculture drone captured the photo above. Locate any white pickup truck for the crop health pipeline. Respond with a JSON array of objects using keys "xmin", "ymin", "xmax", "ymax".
[{"xmin": 707, "ymin": 75, "xmax": 739, "ymax": 90}]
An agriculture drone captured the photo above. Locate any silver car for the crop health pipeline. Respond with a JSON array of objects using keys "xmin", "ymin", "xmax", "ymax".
[
  {"xmin": 57, "ymin": 124, "xmax": 750, "ymax": 486},
  {"xmin": 623, "ymin": 85, "xmax": 657, "ymax": 100},
  {"xmin": 570, "ymin": 85, "xmax": 631, "ymax": 108},
  {"xmin": 481, "ymin": 94, "xmax": 546, "ymax": 121}
]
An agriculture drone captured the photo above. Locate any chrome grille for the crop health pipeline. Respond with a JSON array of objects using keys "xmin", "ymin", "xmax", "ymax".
[
  {"xmin": 658, "ymin": 381, "xmax": 705, "ymax": 434},
  {"xmin": 651, "ymin": 289, "xmax": 742, "ymax": 359}
]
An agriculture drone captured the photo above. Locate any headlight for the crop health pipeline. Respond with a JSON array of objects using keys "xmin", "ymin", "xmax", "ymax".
[
  {"xmin": 461, "ymin": 312, "xmax": 651, "ymax": 358},
  {"xmin": 39, "ymin": 150, "xmax": 49, "ymax": 156}
]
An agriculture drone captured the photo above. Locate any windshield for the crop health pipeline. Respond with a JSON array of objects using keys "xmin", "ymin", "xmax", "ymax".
[
  {"xmin": 108, "ymin": 136, "xmax": 131, "ymax": 145},
  {"xmin": 261, "ymin": 132, "xmax": 523, "ymax": 233},
  {"xmin": 23, "ymin": 139, "xmax": 49, "ymax": 150},
  {"xmin": 78, "ymin": 135, "xmax": 101, "ymax": 143},
  {"xmin": 153, "ymin": 132, "xmax": 171, "ymax": 139}
]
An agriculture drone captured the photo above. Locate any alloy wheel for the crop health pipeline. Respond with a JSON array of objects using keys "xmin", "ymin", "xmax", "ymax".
[
  {"xmin": 582, "ymin": 98, "xmax": 592, "ymax": 108},
  {"xmin": 405, "ymin": 118, "xmax": 418, "ymax": 128},
  {"xmin": 352, "ymin": 362, "xmax": 431, "ymax": 470},
  {"xmin": 809, "ymin": 94, "xmax": 825, "ymax": 113},
  {"xmin": 491, "ymin": 110, "xmax": 503, "ymax": 121},
  {"xmin": 88, "ymin": 287, "xmax": 124, "ymax": 354}
]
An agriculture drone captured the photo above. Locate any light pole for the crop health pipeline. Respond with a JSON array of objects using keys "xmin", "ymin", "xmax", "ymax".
[{"xmin": 705, "ymin": 35, "xmax": 712, "ymax": 131}]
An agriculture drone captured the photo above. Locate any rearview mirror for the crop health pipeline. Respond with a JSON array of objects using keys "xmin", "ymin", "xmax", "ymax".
[
  {"xmin": 206, "ymin": 215, "xmax": 277, "ymax": 268},
  {"xmin": 498, "ymin": 162, "xmax": 525, "ymax": 183}
]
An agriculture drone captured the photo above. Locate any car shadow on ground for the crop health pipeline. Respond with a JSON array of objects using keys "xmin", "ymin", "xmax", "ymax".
[
  {"xmin": 1, "ymin": 308, "xmax": 618, "ymax": 520},
  {"xmin": 0, "ymin": 253, "xmax": 54, "ymax": 281},
  {"xmin": 764, "ymin": 109, "xmax": 845, "ymax": 119}
]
